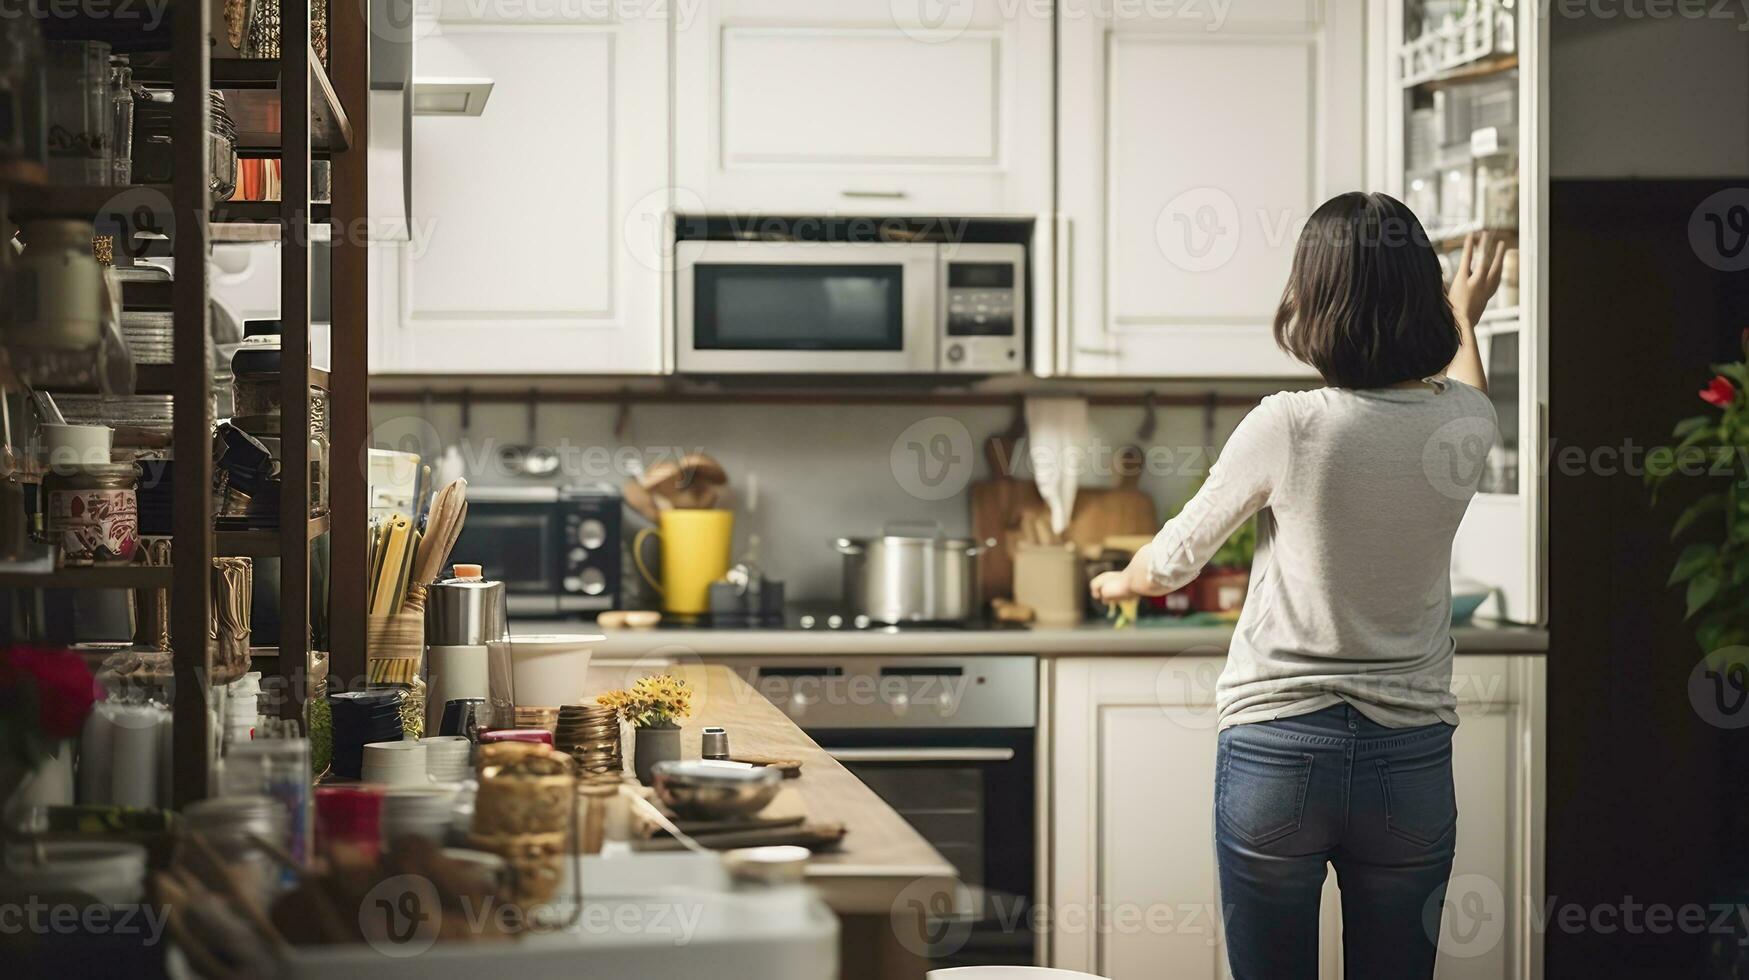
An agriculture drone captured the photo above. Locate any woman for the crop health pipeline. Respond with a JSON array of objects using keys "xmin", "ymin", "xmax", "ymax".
[{"xmin": 1090, "ymin": 192, "xmax": 1506, "ymax": 979}]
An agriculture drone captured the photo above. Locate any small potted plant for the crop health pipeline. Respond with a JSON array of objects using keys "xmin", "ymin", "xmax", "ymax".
[
  {"xmin": 597, "ymin": 673, "xmax": 693, "ymax": 785},
  {"xmin": 1, "ymin": 646, "xmax": 96, "ymax": 823}
]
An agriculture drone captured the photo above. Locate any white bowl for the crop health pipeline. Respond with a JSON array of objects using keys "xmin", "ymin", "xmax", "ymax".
[{"xmin": 494, "ymin": 634, "xmax": 603, "ymax": 707}]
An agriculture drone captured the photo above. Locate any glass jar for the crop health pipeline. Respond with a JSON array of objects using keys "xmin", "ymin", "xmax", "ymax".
[
  {"xmin": 43, "ymin": 40, "xmax": 111, "ymax": 185},
  {"xmin": 12, "ymin": 219, "xmax": 103, "ymax": 349},
  {"xmin": 43, "ymin": 461, "xmax": 139, "ymax": 565}
]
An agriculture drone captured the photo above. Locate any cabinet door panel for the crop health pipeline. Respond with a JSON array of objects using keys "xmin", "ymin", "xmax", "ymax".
[
  {"xmin": 675, "ymin": 0, "xmax": 1051, "ymax": 215},
  {"xmin": 1059, "ymin": 2, "xmax": 1363, "ymax": 377},
  {"xmin": 1107, "ymin": 37, "xmax": 1311, "ymax": 335},
  {"xmin": 1052, "ymin": 655, "xmax": 1545, "ymax": 980},
  {"xmin": 374, "ymin": 19, "xmax": 666, "ymax": 374},
  {"xmin": 721, "ymin": 30, "xmax": 998, "ymax": 166},
  {"xmin": 411, "ymin": 33, "xmax": 612, "ymax": 319},
  {"xmin": 1099, "ymin": 704, "xmax": 1225, "ymax": 978}
]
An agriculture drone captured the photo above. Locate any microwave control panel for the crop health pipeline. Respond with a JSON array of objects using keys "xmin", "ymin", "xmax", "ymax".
[{"xmin": 941, "ymin": 249, "xmax": 1025, "ymax": 373}]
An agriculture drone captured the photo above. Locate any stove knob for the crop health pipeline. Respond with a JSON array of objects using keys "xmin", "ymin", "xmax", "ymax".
[
  {"xmin": 853, "ymin": 614, "xmax": 870, "ymax": 630},
  {"xmin": 576, "ymin": 518, "xmax": 607, "ymax": 549},
  {"xmin": 569, "ymin": 547, "xmax": 586, "ymax": 563},
  {"xmin": 799, "ymin": 615, "xmax": 816, "ymax": 630},
  {"xmin": 562, "ymin": 575, "xmax": 582, "ymax": 593},
  {"xmin": 827, "ymin": 615, "xmax": 843, "ymax": 630},
  {"xmin": 946, "ymin": 343, "xmax": 965, "ymax": 364}
]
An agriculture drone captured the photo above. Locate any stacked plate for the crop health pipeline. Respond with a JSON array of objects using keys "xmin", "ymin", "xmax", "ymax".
[
  {"xmin": 361, "ymin": 740, "xmax": 428, "ymax": 786},
  {"xmin": 420, "ymin": 736, "xmax": 472, "ymax": 783},
  {"xmin": 555, "ymin": 703, "xmax": 622, "ymax": 776},
  {"xmin": 120, "ymin": 311, "xmax": 175, "ymax": 364},
  {"xmin": 381, "ymin": 785, "xmax": 458, "ymax": 845},
  {"xmin": 55, "ymin": 393, "xmax": 177, "ymax": 429},
  {"xmin": 328, "ymin": 691, "xmax": 405, "ymax": 779}
]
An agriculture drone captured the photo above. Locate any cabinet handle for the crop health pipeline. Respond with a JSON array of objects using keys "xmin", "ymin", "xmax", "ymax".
[{"xmin": 841, "ymin": 189, "xmax": 909, "ymax": 200}]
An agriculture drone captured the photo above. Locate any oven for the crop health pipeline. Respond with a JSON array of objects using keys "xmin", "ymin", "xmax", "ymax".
[
  {"xmin": 711, "ymin": 654, "xmax": 1037, "ymax": 967},
  {"xmin": 674, "ymin": 239, "xmax": 1026, "ymax": 376}
]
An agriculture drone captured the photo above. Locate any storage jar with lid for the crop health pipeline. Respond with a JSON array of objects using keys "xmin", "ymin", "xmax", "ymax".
[{"xmin": 44, "ymin": 461, "xmax": 138, "ymax": 564}]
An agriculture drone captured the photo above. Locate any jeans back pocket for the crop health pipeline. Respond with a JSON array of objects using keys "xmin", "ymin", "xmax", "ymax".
[
  {"xmin": 1218, "ymin": 739, "xmax": 1314, "ymax": 847},
  {"xmin": 1376, "ymin": 740, "xmax": 1457, "ymax": 847}
]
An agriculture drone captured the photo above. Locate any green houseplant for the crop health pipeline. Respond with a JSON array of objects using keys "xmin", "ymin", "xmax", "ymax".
[{"xmin": 1648, "ymin": 331, "xmax": 1749, "ymax": 654}]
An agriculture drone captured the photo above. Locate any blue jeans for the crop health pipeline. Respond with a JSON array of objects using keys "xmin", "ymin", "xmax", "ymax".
[{"xmin": 1215, "ymin": 704, "xmax": 1457, "ymax": 980}]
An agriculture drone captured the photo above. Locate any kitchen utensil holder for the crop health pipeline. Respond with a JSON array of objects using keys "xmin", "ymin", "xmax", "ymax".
[{"xmin": 365, "ymin": 609, "xmax": 423, "ymax": 687}]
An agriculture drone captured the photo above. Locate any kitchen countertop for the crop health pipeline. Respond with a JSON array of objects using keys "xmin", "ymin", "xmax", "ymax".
[
  {"xmin": 582, "ymin": 664, "xmax": 957, "ymax": 916},
  {"xmin": 531, "ymin": 617, "xmax": 1548, "ymax": 659}
]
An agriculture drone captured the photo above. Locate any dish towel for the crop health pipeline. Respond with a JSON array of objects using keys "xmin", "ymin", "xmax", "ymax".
[{"xmin": 1025, "ymin": 396, "xmax": 1090, "ymax": 536}]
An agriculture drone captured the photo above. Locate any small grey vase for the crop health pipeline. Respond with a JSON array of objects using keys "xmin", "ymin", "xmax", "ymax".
[{"xmin": 632, "ymin": 724, "xmax": 682, "ymax": 785}]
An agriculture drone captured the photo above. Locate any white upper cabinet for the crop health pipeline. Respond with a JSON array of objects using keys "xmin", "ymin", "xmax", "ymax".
[
  {"xmin": 673, "ymin": 0, "xmax": 1052, "ymax": 216},
  {"xmin": 1057, "ymin": 1, "xmax": 1365, "ymax": 377},
  {"xmin": 370, "ymin": 6, "xmax": 668, "ymax": 374}
]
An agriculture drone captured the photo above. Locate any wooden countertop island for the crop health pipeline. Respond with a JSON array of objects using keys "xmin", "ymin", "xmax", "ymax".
[{"xmin": 582, "ymin": 664, "xmax": 958, "ymax": 917}]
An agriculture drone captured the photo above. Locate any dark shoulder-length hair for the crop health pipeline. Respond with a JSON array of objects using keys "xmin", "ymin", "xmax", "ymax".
[{"xmin": 1272, "ymin": 192, "xmax": 1459, "ymax": 389}]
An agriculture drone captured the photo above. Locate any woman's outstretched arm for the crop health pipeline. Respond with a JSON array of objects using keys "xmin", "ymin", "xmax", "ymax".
[{"xmin": 1444, "ymin": 231, "xmax": 1506, "ymax": 394}]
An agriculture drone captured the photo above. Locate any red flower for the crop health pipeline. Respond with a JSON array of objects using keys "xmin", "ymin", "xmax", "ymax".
[
  {"xmin": 1700, "ymin": 376, "xmax": 1737, "ymax": 408},
  {"xmin": 4, "ymin": 647, "xmax": 96, "ymax": 738}
]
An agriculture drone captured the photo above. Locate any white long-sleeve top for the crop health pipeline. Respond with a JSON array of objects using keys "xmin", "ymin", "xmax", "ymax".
[{"xmin": 1148, "ymin": 380, "xmax": 1497, "ymax": 729}]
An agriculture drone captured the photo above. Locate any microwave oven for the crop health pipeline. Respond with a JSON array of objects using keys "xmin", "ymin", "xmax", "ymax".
[
  {"xmin": 674, "ymin": 240, "xmax": 1026, "ymax": 375},
  {"xmin": 446, "ymin": 484, "xmax": 621, "ymax": 618}
]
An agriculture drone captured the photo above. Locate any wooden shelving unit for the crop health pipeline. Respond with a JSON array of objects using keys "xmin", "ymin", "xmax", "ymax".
[{"xmin": 0, "ymin": 1, "xmax": 370, "ymax": 807}]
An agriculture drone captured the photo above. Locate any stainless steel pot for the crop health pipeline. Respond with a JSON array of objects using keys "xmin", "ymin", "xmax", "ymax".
[{"xmin": 833, "ymin": 524, "xmax": 996, "ymax": 624}]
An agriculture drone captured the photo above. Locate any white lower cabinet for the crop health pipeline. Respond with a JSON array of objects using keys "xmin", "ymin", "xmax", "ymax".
[{"xmin": 1046, "ymin": 654, "xmax": 1545, "ymax": 979}]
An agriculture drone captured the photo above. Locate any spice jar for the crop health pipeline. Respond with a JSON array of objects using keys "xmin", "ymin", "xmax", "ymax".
[{"xmin": 44, "ymin": 461, "xmax": 139, "ymax": 564}]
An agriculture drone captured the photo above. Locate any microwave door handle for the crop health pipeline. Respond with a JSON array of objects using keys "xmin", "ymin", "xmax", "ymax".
[{"xmin": 825, "ymin": 747, "xmax": 1016, "ymax": 764}]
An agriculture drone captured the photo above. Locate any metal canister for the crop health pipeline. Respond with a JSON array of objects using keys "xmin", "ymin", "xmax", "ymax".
[
  {"xmin": 424, "ymin": 575, "xmax": 508, "ymax": 646},
  {"xmin": 424, "ymin": 574, "xmax": 508, "ymax": 733}
]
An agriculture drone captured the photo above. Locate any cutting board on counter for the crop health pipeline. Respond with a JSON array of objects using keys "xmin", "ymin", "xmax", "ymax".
[
  {"xmin": 970, "ymin": 433, "xmax": 1043, "ymax": 602},
  {"xmin": 1064, "ymin": 446, "xmax": 1158, "ymax": 558},
  {"xmin": 973, "ymin": 441, "xmax": 1160, "ymax": 600}
]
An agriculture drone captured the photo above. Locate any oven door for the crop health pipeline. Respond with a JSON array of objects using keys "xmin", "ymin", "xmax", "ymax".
[
  {"xmin": 447, "ymin": 490, "xmax": 563, "ymax": 615},
  {"xmin": 817, "ymin": 727, "xmax": 1036, "ymax": 967},
  {"xmin": 675, "ymin": 240, "xmax": 940, "ymax": 374}
]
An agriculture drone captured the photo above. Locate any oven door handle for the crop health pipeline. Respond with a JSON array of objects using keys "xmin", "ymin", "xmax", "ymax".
[{"xmin": 825, "ymin": 747, "xmax": 1016, "ymax": 764}]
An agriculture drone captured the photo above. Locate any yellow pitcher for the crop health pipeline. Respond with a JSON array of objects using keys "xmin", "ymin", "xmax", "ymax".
[{"xmin": 632, "ymin": 509, "xmax": 734, "ymax": 616}]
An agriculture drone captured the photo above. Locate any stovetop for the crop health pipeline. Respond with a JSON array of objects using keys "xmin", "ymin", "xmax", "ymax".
[{"xmin": 655, "ymin": 603, "xmax": 1029, "ymax": 633}]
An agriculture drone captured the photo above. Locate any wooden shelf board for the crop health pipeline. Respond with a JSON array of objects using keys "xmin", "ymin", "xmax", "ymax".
[
  {"xmin": 7, "ymin": 185, "xmax": 329, "ymax": 229},
  {"xmin": 1410, "ymin": 53, "xmax": 1519, "ymax": 92},
  {"xmin": 133, "ymin": 48, "xmax": 352, "ymax": 153},
  {"xmin": 213, "ymin": 200, "xmax": 333, "ymax": 224},
  {"xmin": 215, "ymin": 515, "xmax": 330, "ymax": 558},
  {"xmin": 0, "ymin": 565, "xmax": 173, "ymax": 590}
]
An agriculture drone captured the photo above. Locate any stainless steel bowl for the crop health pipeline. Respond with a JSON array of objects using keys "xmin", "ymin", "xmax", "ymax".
[{"xmin": 651, "ymin": 760, "xmax": 782, "ymax": 820}]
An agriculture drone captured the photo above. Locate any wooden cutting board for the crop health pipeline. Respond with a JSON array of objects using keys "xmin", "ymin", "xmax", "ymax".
[
  {"xmin": 970, "ymin": 433, "xmax": 1043, "ymax": 602},
  {"xmin": 1065, "ymin": 447, "xmax": 1159, "ymax": 558}
]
